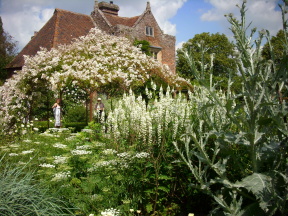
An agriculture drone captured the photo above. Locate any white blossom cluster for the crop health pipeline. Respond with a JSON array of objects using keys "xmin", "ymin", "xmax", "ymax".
[
  {"xmin": 116, "ymin": 152, "xmax": 131, "ymax": 158},
  {"xmin": 9, "ymin": 153, "xmax": 19, "ymax": 156},
  {"xmin": 62, "ymin": 84, "xmax": 87, "ymax": 104},
  {"xmin": 101, "ymin": 208, "xmax": 120, "ymax": 216},
  {"xmin": 102, "ymin": 149, "xmax": 117, "ymax": 155},
  {"xmin": 0, "ymin": 27, "xmax": 189, "ymax": 134},
  {"xmin": 65, "ymin": 135, "xmax": 77, "ymax": 141},
  {"xmin": 133, "ymin": 152, "xmax": 150, "ymax": 159},
  {"xmin": 95, "ymin": 159, "xmax": 118, "ymax": 168},
  {"xmin": 53, "ymin": 143, "xmax": 68, "ymax": 149},
  {"xmin": 51, "ymin": 171, "xmax": 71, "ymax": 181},
  {"xmin": 53, "ymin": 156, "xmax": 68, "ymax": 164},
  {"xmin": 93, "ymin": 141, "xmax": 106, "ymax": 147},
  {"xmin": 106, "ymin": 87, "xmax": 192, "ymax": 145},
  {"xmin": 76, "ymin": 145, "xmax": 91, "ymax": 150},
  {"xmin": 23, "ymin": 139, "xmax": 32, "ymax": 143},
  {"xmin": 39, "ymin": 163, "xmax": 55, "ymax": 168},
  {"xmin": 71, "ymin": 149, "xmax": 92, "ymax": 155},
  {"xmin": 9, "ymin": 144, "xmax": 20, "ymax": 148},
  {"xmin": 81, "ymin": 129, "xmax": 93, "ymax": 133},
  {"xmin": 88, "ymin": 150, "xmax": 150, "ymax": 172},
  {"xmin": 47, "ymin": 128, "xmax": 70, "ymax": 133},
  {"xmin": 21, "ymin": 149, "xmax": 35, "ymax": 155},
  {"xmin": 106, "ymin": 85, "xmax": 229, "ymax": 145}
]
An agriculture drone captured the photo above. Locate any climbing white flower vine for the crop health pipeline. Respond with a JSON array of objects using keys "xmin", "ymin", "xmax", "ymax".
[{"xmin": 0, "ymin": 28, "xmax": 189, "ymax": 133}]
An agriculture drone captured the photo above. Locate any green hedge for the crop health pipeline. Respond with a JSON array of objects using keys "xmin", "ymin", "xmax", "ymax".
[
  {"xmin": 63, "ymin": 122, "xmax": 88, "ymax": 132},
  {"xmin": 33, "ymin": 121, "xmax": 51, "ymax": 133},
  {"xmin": 34, "ymin": 121, "xmax": 87, "ymax": 133}
]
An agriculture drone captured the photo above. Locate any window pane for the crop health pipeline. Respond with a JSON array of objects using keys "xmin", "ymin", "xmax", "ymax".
[
  {"xmin": 146, "ymin": 26, "xmax": 153, "ymax": 36},
  {"xmin": 146, "ymin": 26, "xmax": 149, "ymax": 35}
]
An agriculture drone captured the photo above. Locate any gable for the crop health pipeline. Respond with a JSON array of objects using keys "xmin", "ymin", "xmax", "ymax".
[{"xmin": 132, "ymin": 9, "xmax": 164, "ymax": 46}]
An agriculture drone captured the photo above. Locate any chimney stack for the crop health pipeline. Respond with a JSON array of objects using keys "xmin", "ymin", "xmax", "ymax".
[
  {"xmin": 98, "ymin": 1, "xmax": 119, "ymax": 15},
  {"xmin": 94, "ymin": 0, "xmax": 99, "ymax": 11}
]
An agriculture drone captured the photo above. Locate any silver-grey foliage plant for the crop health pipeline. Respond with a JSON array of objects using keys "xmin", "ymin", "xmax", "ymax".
[
  {"xmin": 174, "ymin": 1, "xmax": 288, "ymax": 215},
  {"xmin": 0, "ymin": 157, "xmax": 76, "ymax": 216}
]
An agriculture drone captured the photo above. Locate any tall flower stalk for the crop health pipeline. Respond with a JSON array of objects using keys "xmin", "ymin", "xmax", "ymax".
[{"xmin": 106, "ymin": 87, "xmax": 190, "ymax": 147}]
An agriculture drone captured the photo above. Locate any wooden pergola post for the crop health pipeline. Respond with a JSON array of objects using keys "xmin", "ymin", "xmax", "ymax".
[{"xmin": 89, "ymin": 91, "xmax": 97, "ymax": 122}]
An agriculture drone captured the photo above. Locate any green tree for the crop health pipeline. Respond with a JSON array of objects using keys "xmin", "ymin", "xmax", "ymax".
[
  {"xmin": 0, "ymin": 16, "xmax": 18, "ymax": 84},
  {"xmin": 262, "ymin": 29, "xmax": 286, "ymax": 69},
  {"xmin": 176, "ymin": 32, "xmax": 237, "ymax": 89}
]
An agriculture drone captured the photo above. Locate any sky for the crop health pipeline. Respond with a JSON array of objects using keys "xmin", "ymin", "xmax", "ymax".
[{"xmin": 0, "ymin": 0, "xmax": 285, "ymax": 53}]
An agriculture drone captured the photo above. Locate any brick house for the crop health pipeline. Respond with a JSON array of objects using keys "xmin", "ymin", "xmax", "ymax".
[{"xmin": 7, "ymin": 0, "xmax": 176, "ymax": 75}]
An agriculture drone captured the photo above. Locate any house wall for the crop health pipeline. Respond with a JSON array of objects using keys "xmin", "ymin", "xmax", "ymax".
[
  {"xmin": 130, "ymin": 11, "xmax": 176, "ymax": 73},
  {"xmin": 91, "ymin": 10, "xmax": 112, "ymax": 34},
  {"xmin": 92, "ymin": 6, "xmax": 176, "ymax": 73}
]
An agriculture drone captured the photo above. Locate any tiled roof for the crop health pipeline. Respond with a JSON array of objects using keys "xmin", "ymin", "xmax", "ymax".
[
  {"xmin": 104, "ymin": 14, "xmax": 140, "ymax": 27},
  {"xmin": 8, "ymin": 6, "xmax": 145, "ymax": 69},
  {"xmin": 8, "ymin": 9, "xmax": 95, "ymax": 68}
]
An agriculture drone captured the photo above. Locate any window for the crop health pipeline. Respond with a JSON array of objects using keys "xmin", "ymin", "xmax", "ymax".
[
  {"xmin": 152, "ymin": 51, "xmax": 158, "ymax": 60},
  {"xmin": 146, "ymin": 26, "xmax": 154, "ymax": 36},
  {"xmin": 150, "ymin": 46, "xmax": 162, "ymax": 62}
]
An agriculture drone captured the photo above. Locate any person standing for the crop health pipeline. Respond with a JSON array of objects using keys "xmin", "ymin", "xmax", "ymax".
[
  {"xmin": 52, "ymin": 98, "xmax": 61, "ymax": 128},
  {"xmin": 95, "ymin": 97, "xmax": 105, "ymax": 122}
]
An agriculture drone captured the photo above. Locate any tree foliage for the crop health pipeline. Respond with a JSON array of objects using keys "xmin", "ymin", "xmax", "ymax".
[
  {"xmin": 0, "ymin": 16, "xmax": 18, "ymax": 84},
  {"xmin": 262, "ymin": 29, "xmax": 286, "ymax": 69},
  {"xmin": 176, "ymin": 32, "xmax": 237, "ymax": 80}
]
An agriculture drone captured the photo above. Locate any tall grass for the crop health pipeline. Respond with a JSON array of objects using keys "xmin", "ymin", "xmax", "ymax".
[{"xmin": 0, "ymin": 157, "xmax": 75, "ymax": 216}]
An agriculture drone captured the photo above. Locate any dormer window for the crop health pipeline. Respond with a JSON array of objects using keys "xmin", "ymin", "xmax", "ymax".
[{"xmin": 146, "ymin": 26, "xmax": 154, "ymax": 36}]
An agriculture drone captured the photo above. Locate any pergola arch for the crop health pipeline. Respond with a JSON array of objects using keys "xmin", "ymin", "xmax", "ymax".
[{"xmin": 0, "ymin": 28, "xmax": 189, "ymax": 133}]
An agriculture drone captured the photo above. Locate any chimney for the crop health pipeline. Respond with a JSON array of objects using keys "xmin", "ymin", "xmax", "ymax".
[
  {"xmin": 146, "ymin": 1, "xmax": 151, "ymax": 11},
  {"xmin": 31, "ymin": 31, "xmax": 38, "ymax": 39},
  {"xmin": 98, "ymin": 1, "xmax": 119, "ymax": 15},
  {"xmin": 94, "ymin": 0, "xmax": 99, "ymax": 11}
]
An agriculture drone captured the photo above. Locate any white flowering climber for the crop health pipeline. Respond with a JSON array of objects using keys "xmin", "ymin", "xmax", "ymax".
[{"xmin": 0, "ymin": 27, "xmax": 189, "ymax": 133}]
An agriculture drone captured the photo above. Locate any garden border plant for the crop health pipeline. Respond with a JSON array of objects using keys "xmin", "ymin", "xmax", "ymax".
[
  {"xmin": 0, "ymin": 156, "xmax": 76, "ymax": 216},
  {"xmin": 174, "ymin": 1, "xmax": 288, "ymax": 215}
]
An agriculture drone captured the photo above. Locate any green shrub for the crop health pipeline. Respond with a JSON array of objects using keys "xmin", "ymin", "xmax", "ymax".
[
  {"xmin": 64, "ymin": 105, "xmax": 87, "ymax": 123},
  {"xmin": 33, "ymin": 121, "xmax": 87, "ymax": 133},
  {"xmin": 63, "ymin": 122, "xmax": 87, "ymax": 132},
  {"xmin": 34, "ymin": 120, "xmax": 50, "ymax": 132}
]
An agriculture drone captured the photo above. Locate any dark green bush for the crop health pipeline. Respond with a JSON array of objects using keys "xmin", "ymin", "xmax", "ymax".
[
  {"xmin": 63, "ymin": 122, "xmax": 87, "ymax": 132},
  {"xmin": 34, "ymin": 121, "xmax": 87, "ymax": 132},
  {"xmin": 34, "ymin": 120, "xmax": 50, "ymax": 132},
  {"xmin": 64, "ymin": 105, "xmax": 87, "ymax": 123}
]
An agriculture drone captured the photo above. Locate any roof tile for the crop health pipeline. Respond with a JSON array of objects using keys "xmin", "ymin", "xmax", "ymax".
[
  {"xmin": 8, "ymin": 9, "xmax": 95, "ymax": 68},
  {"xmin": 103, "ymin": 14, "xmax": 140, "ymax": 27}
]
